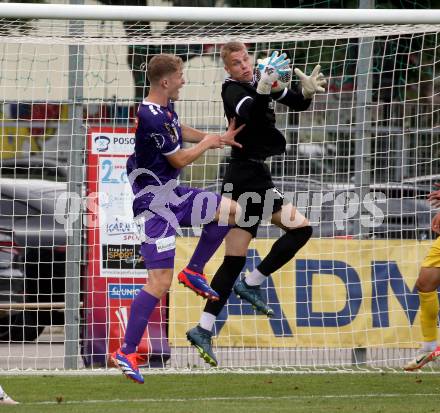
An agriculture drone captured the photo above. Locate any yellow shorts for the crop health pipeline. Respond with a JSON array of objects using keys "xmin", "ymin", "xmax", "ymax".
[{"xmin": 421, "ymin": 236, "xmax": 440, "ymax": 268}]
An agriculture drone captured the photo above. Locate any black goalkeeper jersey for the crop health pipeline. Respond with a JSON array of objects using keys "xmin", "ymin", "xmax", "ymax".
[{"xmin": 221, "ymin": 77, "xmax": 312, "ymax": 160}]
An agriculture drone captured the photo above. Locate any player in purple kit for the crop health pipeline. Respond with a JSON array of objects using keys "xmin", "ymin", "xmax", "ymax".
[{"xmin": 111, "ymin": 54, "xmax": 243, "ymax": 383}]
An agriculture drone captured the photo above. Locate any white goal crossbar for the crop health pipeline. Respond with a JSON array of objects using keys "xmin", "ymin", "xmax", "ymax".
[{"xmin": 0, "ymin": 4, "xmax": 439, "ymax": 25}]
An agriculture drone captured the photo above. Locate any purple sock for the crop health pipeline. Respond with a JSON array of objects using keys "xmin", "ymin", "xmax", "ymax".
[
  {"xmin": 121, "ymin": 289, "xmax": 159, "ymax": 355},
  {"xmin": 187, "ymin": 221, "xmax": 231, "ymax": 274}
]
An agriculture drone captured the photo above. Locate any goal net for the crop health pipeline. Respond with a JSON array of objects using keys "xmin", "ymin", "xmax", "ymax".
[{"xmin": 0, "ymin": 4, "xmax": 439, "ymax": 373}]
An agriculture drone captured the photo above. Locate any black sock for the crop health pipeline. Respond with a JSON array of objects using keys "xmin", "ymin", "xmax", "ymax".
[
  {"xmin": 204, "ymin": 255, "xmax": 247, "ymax": 317},
  {"xmin": 257, "ymin": 226, "xmax": 313, "ymax": 276}
]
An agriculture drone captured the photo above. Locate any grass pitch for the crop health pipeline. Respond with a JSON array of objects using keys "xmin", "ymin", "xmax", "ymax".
[{"xmin": 1, "ymin": 373, "xmax": 440, "ymax": 412}]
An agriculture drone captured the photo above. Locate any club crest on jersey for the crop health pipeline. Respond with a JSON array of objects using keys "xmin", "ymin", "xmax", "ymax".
[
  {"xmin": 151, "ymin": 133, "xmax": 165, "ymax": 149},
  {"xmin": 164, "ymin": 123, "xmax": 179, "ymax": 143}
]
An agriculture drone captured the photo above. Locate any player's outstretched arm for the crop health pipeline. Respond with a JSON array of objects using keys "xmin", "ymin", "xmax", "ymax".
[
  {"xmin": 256, "ymin": 51, "xmax": 290, "ymax": 95},
  {"xmin": 181, "ymin": 124, "xmax": 208, "ymax": 143},
  {"xmin": 166, "ymin": 135, "xmax": 221, "ymax": 169},
  {"xmin": 218, "ymin": 118, "xmax": 243, "ymax": 149},
  {"xmin": 181, "ymin": 120, "xmax": 244, "ymax": 146},
  {"xmin": 294, "ymin": 65, "xmax": 327, "ymax": 99},
  {"xmin": 167, "ymin": 120, "xmax": 244, "ymax": 169}
]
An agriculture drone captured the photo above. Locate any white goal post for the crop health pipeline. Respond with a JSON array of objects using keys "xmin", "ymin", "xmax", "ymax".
[{"xmin": 0, "ymin": 3, "xmax": 439, "ymax": 373}]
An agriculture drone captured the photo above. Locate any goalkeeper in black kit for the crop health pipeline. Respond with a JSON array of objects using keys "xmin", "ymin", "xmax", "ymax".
[{"xmin": 185, "ymin": 41, "xmax": 327, "ymax": 366}]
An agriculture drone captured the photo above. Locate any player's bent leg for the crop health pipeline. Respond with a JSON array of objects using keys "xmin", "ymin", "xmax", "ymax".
[
  {"xmin": 224, "ymin": 227, "xmax": 253, "ymax": 257},
  {"xmin": 256, "ymin": 225, "xmax": 312, "ymax": 277},
  {"xmin": 177, "ymin": 190, "xmax": 238, "ymax": 301},
  {"xmin": 256, "ymin": 203, "xmax": 312, "ymax": 277},
  {"xmin": 204, "ymin": 254, "xmax": 247, "ymax": 317},
  {"xmin": 271, "ymin": 203, "xmax": 309, "ymax": 231},
  {"xmin": 222, "ymin": 228, "xmax": 274, "ymax": 317},
  {"xmin": 404, "ymin": 266, "xmax": 440, "ymax": 371},
  {"xmin": 186, "ymin": 325, "xmax": 218, "ymax": 367},
  {"xmin": 185, "ymin": 233, "xmax": 249, "ymax": 367},
  {"xmin": 418, "ymin": 289, "xmax": 439, "ymax": 342},
  {"xmin": 236, "ymin": 204, "xmax": 312, "ymax": 317},
  {"xmin": 145, "ymin": 267, "xmax": 174, "ymax": 298}
]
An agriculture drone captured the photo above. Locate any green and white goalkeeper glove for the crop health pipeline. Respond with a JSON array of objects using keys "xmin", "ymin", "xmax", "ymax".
[
  {"xmin": 294, "ymin": 64, "xmax": 327, "ymax": 99},
  {"xmin": 256, "ymin": 51, "xmax": 291, "ymax": 95}
]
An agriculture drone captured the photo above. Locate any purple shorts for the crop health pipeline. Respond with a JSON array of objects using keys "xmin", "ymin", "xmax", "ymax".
[{"xmin": 137, "ymin": 185, "xmax": 221, "ymax": 269}]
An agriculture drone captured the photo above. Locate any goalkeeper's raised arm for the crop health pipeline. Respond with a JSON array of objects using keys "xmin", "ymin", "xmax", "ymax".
[
  {"xmin": 266, "ymin": 56, "xmax": 327, "ymax": 111},
  {"xmin": 221, "ymin": 44, "xmax": 327, "ymax": 132},
  {"xmin": 294, "ymin": 64, "xmax": 327, "ymax": 99},
  {"xmin": 220, "ymin": 41, "xmax": 324, "ymax": 159}
]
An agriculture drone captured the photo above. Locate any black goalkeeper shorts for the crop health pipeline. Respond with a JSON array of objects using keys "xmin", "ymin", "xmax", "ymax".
[{"xmin": 221, "ymin": 159, "xmax": 284, "ymax": 238}]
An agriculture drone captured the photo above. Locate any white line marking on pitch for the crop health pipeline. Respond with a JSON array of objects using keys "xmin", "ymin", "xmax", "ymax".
[{"xmin": 25, "ymin": 393, "xmax": 440, "ymax": 405}]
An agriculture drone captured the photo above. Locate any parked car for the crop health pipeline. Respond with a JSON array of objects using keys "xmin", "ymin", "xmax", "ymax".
[
  {"xmin": 403, "ymin": 174, "xmax": 440, "ymax": 192},
  {"xmin": 0, "ymin": 155, "xmax": 68, "ymax": 182},
  {"xmin": 274, "ymin": 180, "xmax": 435, "ymax": 240},
  {"xmin": 0, "ymin": 179, "xmax": 68, "ymax": 341},
  {"xmin": 0, "ymin": 227, "xmax": 27, "ymax": 341},
  {"xmin": 330, "ymin": 182, "xmax": 432, "ymax": 200}
]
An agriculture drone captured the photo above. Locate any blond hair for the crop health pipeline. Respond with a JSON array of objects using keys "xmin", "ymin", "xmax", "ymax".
[
  {"xmin": 147, "ymin": 54, "xmax": 183, "ymax": 84},
  {"xmin": 220, "ymin": 41, "xmax": 247, "ymax": 63}
]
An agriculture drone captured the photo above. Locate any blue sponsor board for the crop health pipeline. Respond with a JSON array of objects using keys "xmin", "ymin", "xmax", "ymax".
[{"xmin": 108, "ymin": 283, "xmax": 144, "ymax": 299}]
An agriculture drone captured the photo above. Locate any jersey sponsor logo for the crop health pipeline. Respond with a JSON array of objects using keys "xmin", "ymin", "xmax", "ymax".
[{"xmin": 156, "ymin": 235, "xmax": 176, "ymax": 253}]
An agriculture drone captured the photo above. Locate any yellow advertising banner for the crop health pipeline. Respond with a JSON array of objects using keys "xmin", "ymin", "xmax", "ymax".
[{"xmin": 170, "ymin": 238, "xmax": 433, "ymax": 349}]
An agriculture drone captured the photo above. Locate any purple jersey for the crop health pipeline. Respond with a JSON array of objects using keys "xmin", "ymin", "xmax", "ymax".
[{"xmin": 127, "ymin": 100, "xmax": 182, "ymax": 214}]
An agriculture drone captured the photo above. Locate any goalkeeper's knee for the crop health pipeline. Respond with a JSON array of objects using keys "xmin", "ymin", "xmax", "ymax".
[{"xmin": 284, "ymin": 225, "xmax": 313, "ymax": 250}]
